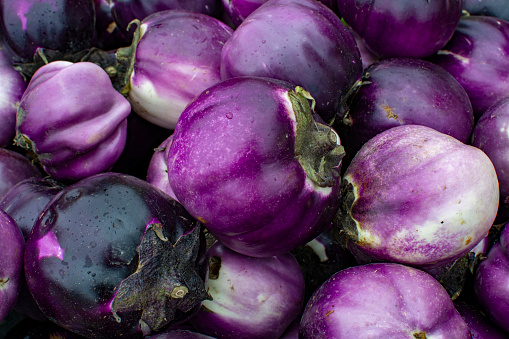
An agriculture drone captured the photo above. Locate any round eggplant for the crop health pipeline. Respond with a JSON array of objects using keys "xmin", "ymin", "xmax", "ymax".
[
  {"xmin": 337, "ymin": 57, "xmax": 474, "ymax": 166},
  {"xmin": 0, "ymin": 209, "xmax": 24, "ymax": 322},
  {"xmin": 335, "ymin": 125, "xmax": 499, "ymax": 269},
  {"xmin": 474, "ymin": 223, "xmax": 509, "ymax": 333},
  {"xmin": 189, "ymin": 241, "xmax": 305, "ymax": 339},
  {"xmin": 15, "ymin": 61, "xmax": 131, "ymax": 182},
  {"xmin": 454, "ymin": 300, "xmax": 508, "ymax": 339},
  {"xmin": 125, "ymin": 10, "xmax": 233, "ymax": 129},
  {"xmin": 146, "ymin": 135, "xmax": 178, "ymax": 202},
  {"xmin": 0, "ymin": 44, "xmax": 26, "ymax": 147},
  {"xmin": 0, "ymin": 0, "xmax": 95, "ymax": 64},
  {"xmin": 299, "ymin": 262, "xmax": 471, "ymax": 338},
  {"xmin": 337, "ymin": 0, "xmax": 463, "ymax": 58},
  {"xmin": 167, "ymin": 77, "xmax": 344, "ymax": 257},
  {"xmin": 0, "ymin": 148, "xmax": 41, "ymax": 200},
  {"xmin": 472, "ymin": 96, "xmax": 509, "ymax": 222},
  {"xmin": 220, "ymin": 0, "xmax": 362, "ymax": 122},
  {"xmin": 429, "ymin": 15, "xmax": 509, "ymax": 119},
  {"xmin": 23, "ymin": 173, "xmax": 209, "ymax": 338}
]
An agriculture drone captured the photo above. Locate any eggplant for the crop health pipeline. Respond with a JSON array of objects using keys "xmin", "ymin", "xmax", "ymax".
[
  {"xmin": 167, "ymin": 76, "xmax": 344, "ymax": 257},
  {"xmin": 23, "ymin": 173, "xmax": 209, "ymax": 338},
  {"xmin": 299, "ymin": 262, "xmax": 471, "ymax": 338},
  {"xmin": 336, "ymin": 57, "xmax": 475, "ymax": 167},
  {"xmin": 220, "ymin": 0, "xmax": 362, "ymax": 122},
  {"xmin": 474, "ymin": 223, "xmax": 509, "ymax": 333},
  {"xmin": 147, "ymin": 329, "xmax": 215, "ymax": 338},
  {"xmin": 0, "ymin": 0, "xmax": 95, "ymax": 64},
  {"xmin": 4, "ymin": 317, "xmax": 85, "ymax": 338},
  {"xmin": 0, "ymin": 148, "xmax": 41, "ymax": 200},
  {"xmin": 124, "ymin": 10, "xmax": 233, "ymax": 130},
  {"xmin": 146, "ymin": 135, "xmax": 178, "ymax": 202},
  {"xmin": 0, "ymin": 44, "xmax": 27, "ymax": 147},
  {"xmin": 454, "ymin": 300, "xmax": 508, "ymax": 339},
  {"xmin": 429, "ymin": 15, "xmax": 509, "ymax": 119},
  {"xmin": 15, "ymin": 61, "xmax": 131, "ymax": 182},
  {"xmin": 337, "ymin": 0, "xmax": 463, "ymax": 59},
  {"xmin": 0, "ymin": 209, "xmax": 24, "ymax": 322},
  {"xmin": 93, "ymin": 0, "xmax": 131, "ymax": 51},
  {"xmin": 189, "ymin": 241, "xmax": 305, "ymax": 339},
  {"xmin": 334, "ymin": 125, "xmax": 499, "ymax": 269},
  {"xmin": 463, "ymin": 0, "xmax": 509, "ymax": 21},
  {"xmin": 472, "ymin": 96, "xmax": 509, "ymax": 223}
]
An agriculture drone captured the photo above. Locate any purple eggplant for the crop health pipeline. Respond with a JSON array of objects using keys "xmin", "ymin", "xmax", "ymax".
[
  {"xmin": 15, "ymin": 61, "xmax": 131, "ymax": 182},
  {"xmin": 337, "ymin": 0, "xmax": 463, "ymax": 59},
  {"xmin": 0, "ymin": 0, "xmax": 95, "ymax": 64},
  {"xmin": 3, "ymin": 317, "xmax": 85, "ymax": 338},
  {"xmin": 0, "ymin": 45, "xmax": 27, "ymax": 147},
  {"xmin": 299, "ymin": 262, "xmax": 471, "ymax": 338},
  {"xmin": 93, "ymin": 0, "xmax": 131, "ymax": 51},
  {"xmin": 0, "ymin": 148, "xmax": 41, "ymax": 200},
  {"xmin": 463, "ymin": 0, "xmax": 509, "ymax": 21},
  {"xmin": 472, "ymin": 96, "xmax": 509, "ymax": 222},
  {"xmin": 124, "ymin": 10, "xmax": 233, "ymax": 130},
  {"xmin": 335, "ymin": 125, "xmax": 499, "ymax": 269},
  {"xmin": 147, "ymin": 330, "xmax": 215, "ymax": 339},
  {"xmin": 336, "ymin": 57, "xmax": 474, "ymax": 166},
  {"xmin": 1, "ymin": 177, "xmax": 62, "ymax": 321},
  {"xmin": 455, "ymin": 300, "xmax": 508, "ymax": 339},
  {"xmin": 189, "ymin": 241, "xmax": 305, "ymax": 339},
  {"xmin": 429, "ymin": 15, "xmax": 509, "ymax": 119},
  {"xmin": 23, "ymin": 173, "xmax": 209, "ymax": 338},
  {"xmin": 474, "ymin": 223, "xmax": 509, "ymax": 333},
  {"xmin": 111, "ymin": 0, "xmax": 222, "ymax": 41},
  {"xmin": 0, "ymin": 209, "xmax": 24, "ymax": 322},
  {"xmin": 167, "ymin": 77, "xmax": 344, "ymax": 257},
  {"xmin": 146, "ymin": 135, "xmax": 178, "ymax": 202},
  {"xmin": 220, "ymin": 0, "xmax": 362, "ymax": 122}
]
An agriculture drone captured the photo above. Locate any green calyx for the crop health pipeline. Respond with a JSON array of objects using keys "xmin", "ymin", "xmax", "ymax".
[{"xmin": 291, "ymin": 87, "xmax": 345, "ymax": 187}]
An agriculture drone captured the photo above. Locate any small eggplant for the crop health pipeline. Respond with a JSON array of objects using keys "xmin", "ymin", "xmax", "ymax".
[
  {"xmin": 0, "ymin": 148, "xmax": 41, "ymax": 200},
  {"xmin": 15, "ymin": 61, "xmax": 131, "ymax": 182},
  {"xmin": 146, "ymin": 135, "xmax": 178, "ymax": 202},
  {"xmin": 334, "ymin": 125, "xmax": 499, "ymax": 269},
  {"xmin": 23, "ymin": 173, "xmax": 209, "ymax": 338},
  {"xmin": 299, "ymin": 263, "xmax": 471, "ymax": 338},
  {"xmin": 167, "ymin": 77, "xmax": 344, "ymax": 257}
]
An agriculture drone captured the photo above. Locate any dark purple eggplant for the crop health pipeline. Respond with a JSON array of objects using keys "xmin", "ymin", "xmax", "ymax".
[
  {"xmin": 0, "ymin": 148, "xmax": 41, "ymax": 200},
  {"xmin": 0, "ymin": 0, "xmax": 95, "ymax": 64},
  {"xmin": 23, "ymin": 173, "xmax": 209, "ymax": 338},
  {"xmin": 4, "ymin": 317, "xmax": 86, "ymax": 338},
  {"xmin": 337, "ymin": 0, "xmax": 463, "ymax": 58},
  {"xmin": 93, "ymin": 0, "xmax": 131, "ymax": 50},
  {"xmin": 463, "ymin": 0, "xmax": 509, "ymax": 21}
]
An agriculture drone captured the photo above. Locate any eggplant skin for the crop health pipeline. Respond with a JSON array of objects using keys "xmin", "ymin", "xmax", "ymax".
[
  {"xmin": 299, "ymin": 262, "xmax": 471, "ymax": 338},
  {"xmin": 23, "ymin": 173, "xmax": 207, "ymax": 338}
]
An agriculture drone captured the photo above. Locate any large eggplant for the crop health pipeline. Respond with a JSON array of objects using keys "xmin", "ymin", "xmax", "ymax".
[
  {"xmin": 167, "ymin": 76, "xmax": 344, "ymax": 258},
  {"xmin": 299, "ymin": 262, "xmax": 471, "ymax": 338},
  {"xmin": 337, "ymin": 0, "xmax": 463, "ymax": 58},
  {"xmin": 15, "ymin": 61, "xmax": 131, "ymax": 182},
  {"xmin": 220, "ymin": 0, "xmax": 362, "ymax": 122},
  {"xmin": 334, "ymin": 125, "xmax": 499, "ymax": 269},
  {"xmin": 23, "ymin": 173, "xmax": 209, "ymax": 338}
]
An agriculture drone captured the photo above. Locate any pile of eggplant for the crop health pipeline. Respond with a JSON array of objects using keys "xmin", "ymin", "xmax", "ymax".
[{"xmin": 0, "ymin": 0, "xmax": 508, "ymax": 338}]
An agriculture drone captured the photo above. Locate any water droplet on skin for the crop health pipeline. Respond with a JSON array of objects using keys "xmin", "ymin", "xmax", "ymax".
[
  {"xmin": 226, "ymin": 112, "xmax": 233, "ymax": 119},
  {"xmin": 261, "ymin": 40, "xmax": 266, "ymax": 44}
]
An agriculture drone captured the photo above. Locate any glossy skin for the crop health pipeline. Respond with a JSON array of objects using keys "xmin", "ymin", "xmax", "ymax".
[
  {"xmin": 0, "ymin": 177, "xmax": 61, "ymax": 321},
  {"xmin": 337, "ymin": 0, "xmax": 463, "ymax": 58},
  {"xmin": 23, "ymin": 173, "xmax": 208, "ymax": 338},
  {"xmin": 221, "ymin": 0, "xmax": 268, "ymax": 27},
  {"xmin": 167, "ymin": 77, "xmax": 343, "ymax": 257},
  {"xmin": 475, "ymin": 223, "xmax": 509, "ymax": 333},
  {"xmin": 429, "ymin": 16, "xmax": 509, "ymax": 119},
  {"xmin": 15, "ymin": 61, "xmax": 131, "ymax": 182},
  {"xmin": 128, "ymin": 10, "xmax": 233, "ymax": 129},
  {"xmin": 220, "ymin": 0, "xmax": 362, "ymax": 122},
  {"xmin": 190, "ymin": 242, "xmax": 305, "ymax": 339},
  {"xmin": 337, "ymin": 58, "xmax": 474, "ymax": 164},
  {"xmin": 336, "ymin": 125, "xmax": 499, "ymax": 269},
  {"xmin": 454, "ymin": 300, "xmax": 508, "ymax": 339},
  {"xmin": 111, "ymin": 0, "xmax": 221, "ymax": 39},
  {"xmin": 472, "ymin": 96, "xmax": 509, "ymax": 221},
  {"xmin": 0, "ymin": 148, "xmax": 41, "ymax": 200},
  {"xmin": 0, "ymin": 0, "xmax": 95, "ymax": 63},
  {"xmin": 146, "ymin": 135, "xmax": 179, "ymax": 202},
  {"xmin": 463, "ymin": 0, "xmax": 509, "ymax": 21},
  {"xmin": 299, "ymin": 263, "xmax": 471, "ymax": 338},
  {"xmin": 0, "ymin": 45, "xmax": 26, "ymax": 147},
  {"xmin": 0, "ymin": 209, "xmax": 24, "ymax": 322}
]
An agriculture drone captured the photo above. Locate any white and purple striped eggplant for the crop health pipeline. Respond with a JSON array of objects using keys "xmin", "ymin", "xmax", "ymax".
[
  {"xmin": 335, "ymin": 125, "xmax": 499, "ymax": 269},
  {"xmin": 15, "ymin": 61, "xmax": 131, "ymax": 182},
  {"xmin": 167, "ymin": 76, "xmax": 344, "ymax": 258}
]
